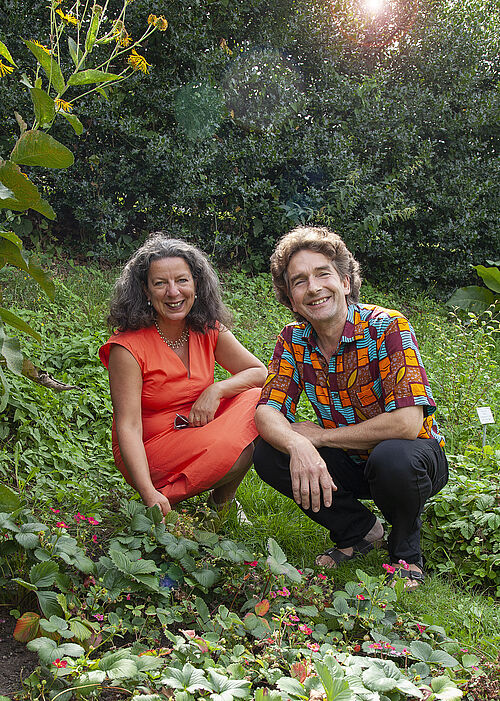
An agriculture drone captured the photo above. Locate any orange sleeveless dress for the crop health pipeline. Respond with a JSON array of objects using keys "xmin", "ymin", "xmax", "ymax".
[{"xmin": 99, "ymin": 324, "xmax": 260, "ymax": 505}]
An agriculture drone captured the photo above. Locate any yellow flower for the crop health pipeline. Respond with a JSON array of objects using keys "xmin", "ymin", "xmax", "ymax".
[
  {"xmin": 148, "ymin": 14, "xmax": 168, "ymax": 31},
  {"xmin": 119, "ymin": 32, "xmax": 132, "ymax": 47},
  {"xmin": 55, "ymin": 98, "xmax": 73, "ymax": 112},
  {"xmin": 31, "ymin": 40, "xmax": 52, "ymax": 54},
  {"xmin": 155, "ymin": 16, "xmax": 168, "ymax": 31},
  {"xmin": 0, "ymin": 60, "xmax": 14, "ymax": 77},
  {"xmin": 55, "ymin": 8, "xmax": 79, "ymax": 26},
  {"xmin": 127, "ymin": 48, "xmax": 151, "ymax": 73}
]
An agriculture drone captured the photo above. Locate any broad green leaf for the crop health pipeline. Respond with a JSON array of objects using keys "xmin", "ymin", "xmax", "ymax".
[
  {"xmin": 56, "ymin": 642, "xmax": 85, "ymax": 658},
  {"xmin": 0, "ymin": 40, "xmax": 17, "ymax": 67},
  {"xmin": 446, "ymin": 286, "xmax": 495, "ymax": 313},
  {"xmin": 410, "ymin": 640, "xmax": 433, "ymax": 662},
  {"xmin": 192, "ymin": 568, "xmax": 219, "ymax": 588},
  {"xmin": 333, "ymin": 596, "xmax": 349, "ymax": 615},
  {"xmin": 99, "ymin": 651, "xmax": 138, "ymax": 680},
  {"xmin": 0, "ymin": 365, "xmax": 10, "ymax": 411},
  {"xmin": 195, "ymin": 596, "xmax": 210, "ymax": 623},
  {"xmin": 109, "ymin": 549, "xmax": 159, "ymax": 589},
  {"xmin": 431, "ymin": 676, "xmax": 462, "ymax": 700},
  {"xmin": 36, "ymin": 590, "xmax": 65, "ymax": 618},
  {"xmin": 0, "ymin": 484, "xmax": 22, "ymax": 512},
  {"xmin": 27, "ymin": 258, "xmax": 55, "ymax": 299},
  {"xmin": 267, "ymin": 537, "xmax": 287, "ymax": 564},
  {"xmin": 0, "ymin": 307, "xmax": 41, "ymax": 341},
  {"xmin": 146, "ymin": 504, "xmax": 163, "ymax": 525},
  {"xmin": 30, "ymin": 561, "xmax": 59, "ymax": 588},
  {"xmin": 85, "ymin": 8, "xmax": 101, "ymax": 53},
  {"xmin": 15, "ymin": 532, "xmax": 39, "ymax": 548},
  {"xmin": 461, "ymin": 653, "xmax": 481, "ymax": 668},
  {"xmin": 206, "ymin": 669, "xmax": 251, "ymax": 697},
  {"xmin": 429, "ymin": 649, "xmax": 460, "ymax": 668},
  {"xmin": 0, "ymin": 230, "xmax": 23, "ymax": 248},
  {"xmin": 30, "ymin": 88, "xmax": 55, "ymax": 128},
  {"xmin": 59, "ymin": 111, "xmax": 83, "ymax": 136},
  {"xmin": 0, "ymin": 160, "xmax": 56, "ymax": 219},
  {"xmin": 0, "ymin": 236, "xmax": 28, "ymax": 271},
  {"xmin": 75, "ymin": 670, "xmax": 106, "ymax": 686},
  {"xmin": 69, "ymin": 618, "xmax": 94, "ymax": 641},
  {"xmin": 315, "ymin": 661, "xmax": 353, "ymax": 701},
  {"xmin": 27, "ymin": 635, "xmax": 57, "ymax": 663},
  {"xmin": 24, "ymin": 40, "xmax": 65, "ymax": 93},
  {"xmin": 11, "ymin": 130, "xmax": 74, "ymax": 169},
  {"xmin": 0, "ymin": 184, "xmax": 15, "ymax": 200},
  {"xmin": 68, "ymin": 69, "xmax": 121, "ymax": 86},
  {"xmin": 131, "ymin": 512, "xmax": 154, "ymax": 532},
  {"xmin": 474, "ymin": 264, "xmax": 500, "ymax": 293},
  {"xmin": 13, "ymin": 612, "xmax": 40, "ymax": 642},
  {"xmin": 160, "ymin": 663, "xmax": 210, "ymax": 693},
  {"xmin": 0, "ymin": 329, "xmax": 23, "ymax": 374},
  {"xmin": 277, "ymin": 677, "xmax": 307, "ymax": 698},
  {"xmin": 362, "ymin": 667, "xmax": 397, "ymax": 693},
  {"xmin": 68, "ymin": 37, "xmax": 83, "ymax": 68},
  {"xmin": 40, "ymin": 615, "xmax": 68, "ymax": 633},
  {"xmin": 12, "ymin": 577, "xmax": 38, "ymax": 591}
]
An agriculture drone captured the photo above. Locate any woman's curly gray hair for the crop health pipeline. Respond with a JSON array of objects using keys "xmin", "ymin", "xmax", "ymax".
[
  {"xmin": 107, "ymin": 234, "xmax": 232, "ymax": 332},
  {"xmin": 270, "ymin": 226, "xmax": 362, "ymax": 321}
]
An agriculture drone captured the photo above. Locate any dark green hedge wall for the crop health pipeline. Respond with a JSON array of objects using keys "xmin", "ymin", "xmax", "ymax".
[{"xmin": 0, "ymin": 0, "xmax": 498, "ymax": 292}]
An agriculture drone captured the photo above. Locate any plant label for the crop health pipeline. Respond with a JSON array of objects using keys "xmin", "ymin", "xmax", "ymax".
[{"xmin": 476, "ymin": 407, "xmax": 495, "ymax": 424}]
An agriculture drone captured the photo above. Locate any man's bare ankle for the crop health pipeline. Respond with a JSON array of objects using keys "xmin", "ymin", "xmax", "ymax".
[{"xmin": 365, "ymin": 519, "xmax": 384, "ymax": 543}]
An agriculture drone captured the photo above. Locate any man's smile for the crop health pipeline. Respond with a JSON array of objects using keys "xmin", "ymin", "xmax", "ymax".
[{"xmin": 309, "ymin": 296, "xmax": 330, "ymax": 307}]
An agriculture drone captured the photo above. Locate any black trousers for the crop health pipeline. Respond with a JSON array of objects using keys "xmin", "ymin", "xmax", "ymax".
[{"xmin": 254, "ymin": 438, "xmax": 448, "ymax": 565}]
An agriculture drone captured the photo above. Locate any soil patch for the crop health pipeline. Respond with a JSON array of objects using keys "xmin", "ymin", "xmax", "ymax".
[{"xmin": 0, "ymin": 614, "xmax": 38, "ymax": 697}]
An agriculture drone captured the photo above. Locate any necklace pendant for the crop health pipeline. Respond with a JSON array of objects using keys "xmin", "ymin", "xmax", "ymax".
[{"xmin": 154, "ymin": 320, "xmax": 189, "ymax": 349}]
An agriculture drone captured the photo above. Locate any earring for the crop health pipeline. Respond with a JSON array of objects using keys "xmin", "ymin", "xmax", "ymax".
[
  {"xmin": 195, "ymin": 295, "xmax": 198, "ymax": 300},
  {"xmin": 147, "ymin": 300, "xmax": 151, "ymax": 307}
]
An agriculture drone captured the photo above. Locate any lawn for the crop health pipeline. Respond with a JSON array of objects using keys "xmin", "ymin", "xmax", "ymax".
[{"xmin": 0, "ymin": 259, "xmax": 499, "ymax": 700}]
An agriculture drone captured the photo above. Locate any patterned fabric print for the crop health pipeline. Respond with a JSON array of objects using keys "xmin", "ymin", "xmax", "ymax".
[{"xmin": 258, "ymin": 304, "xmax": 445, "ymax": 462}]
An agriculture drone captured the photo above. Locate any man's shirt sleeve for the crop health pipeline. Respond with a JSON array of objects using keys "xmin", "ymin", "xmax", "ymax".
[
  {"xmin": 379, "ymin": 316, "xmax": 437, "ymax": 417},
  {"xmin": 257, "ymin": 327, "xmax": 303, "ymax": 422}
]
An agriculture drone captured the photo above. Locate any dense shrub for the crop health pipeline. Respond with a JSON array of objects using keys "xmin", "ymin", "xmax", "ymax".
[
  {"xmin": 0, "ymin": 0, "xmax": 498, "ymax": 291},
  {"xmin": 422, "ymin": 447, "xmax": 500, "ymax": 596}
]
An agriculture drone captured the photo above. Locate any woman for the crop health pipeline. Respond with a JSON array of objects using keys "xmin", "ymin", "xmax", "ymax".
[{"xmin": 99, "ymin": 234, "xmax": 267, "ymax": 516}]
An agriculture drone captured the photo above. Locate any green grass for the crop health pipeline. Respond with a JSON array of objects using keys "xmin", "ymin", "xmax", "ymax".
[{"xmin": 1, "ymin": 259, "xmax": 499, "ymax": 663}]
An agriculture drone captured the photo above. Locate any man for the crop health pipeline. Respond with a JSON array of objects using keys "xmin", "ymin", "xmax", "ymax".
[{"xmin": 254, "ymin": 226, "xmax": 448, "ymax": 586}]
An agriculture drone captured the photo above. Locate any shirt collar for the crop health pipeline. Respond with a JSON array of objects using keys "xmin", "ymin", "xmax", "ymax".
[{"xmin": 301, "ymin": 304, "xmax": 364, "ymax": 349}]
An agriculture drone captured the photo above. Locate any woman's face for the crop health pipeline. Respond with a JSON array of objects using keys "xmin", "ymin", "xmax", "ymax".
[{"xmin": 145, "ymin": 257, "xmax": 196, "ymax": 325}]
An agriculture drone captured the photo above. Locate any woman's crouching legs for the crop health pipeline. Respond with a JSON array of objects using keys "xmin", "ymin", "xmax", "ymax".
[{"xmin": 210, "ymin": 441, "xmax": 255, "ymax": 506}]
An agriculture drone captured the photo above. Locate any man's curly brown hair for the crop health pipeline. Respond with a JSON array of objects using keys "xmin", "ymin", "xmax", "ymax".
[{"xmin": 270, "ymin": 226, "xmax": 362, "ymax": 321}]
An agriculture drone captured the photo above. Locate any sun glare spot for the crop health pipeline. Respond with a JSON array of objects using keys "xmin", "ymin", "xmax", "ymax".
[{"xmin": 365, "ymin": 0, "xmax": 384, "ymax": 14}]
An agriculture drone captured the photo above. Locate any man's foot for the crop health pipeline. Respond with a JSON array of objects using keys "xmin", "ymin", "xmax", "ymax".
[{"xmin": 315, "ymin": 519, "xmax": 384, "ymax": 568}]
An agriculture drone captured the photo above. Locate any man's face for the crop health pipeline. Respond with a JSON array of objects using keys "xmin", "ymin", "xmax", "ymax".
[{"xmin": 287, "ymin": 249, "xmax": 350, "ymax": 328}]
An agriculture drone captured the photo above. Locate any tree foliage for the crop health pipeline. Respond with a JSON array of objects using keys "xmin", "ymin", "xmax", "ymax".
[{"xmin": 0, "ymin": 0, "xmax": 498, "ymax": 291}]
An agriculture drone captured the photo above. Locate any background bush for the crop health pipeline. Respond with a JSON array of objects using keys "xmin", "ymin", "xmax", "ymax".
[{"xmin": 1, "ymin": 0, "xmax": 499, "ymax": 291}]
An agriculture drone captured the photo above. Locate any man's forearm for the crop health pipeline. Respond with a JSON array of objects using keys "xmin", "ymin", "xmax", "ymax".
[
  {"xmin": 324, "ymin": 406, "xmax": 424, "ymax": 450},
  {"xmin": 254, "ymin": 404, "xmax": 305, "ymax": 453}
]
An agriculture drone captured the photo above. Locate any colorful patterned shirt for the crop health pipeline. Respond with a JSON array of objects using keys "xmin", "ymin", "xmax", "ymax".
[{"xmin": 257, "ymin": 303, "xmax": 444, "ymax": 462}]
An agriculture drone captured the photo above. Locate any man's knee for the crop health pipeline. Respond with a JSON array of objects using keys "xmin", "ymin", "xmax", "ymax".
[
  {"xmin": 253, "ymin": 440, "xmax": 287, "ymax": 481},
  {"xmin": 365, "ymin": 439, "xmax": 419, "ymax": 491}
]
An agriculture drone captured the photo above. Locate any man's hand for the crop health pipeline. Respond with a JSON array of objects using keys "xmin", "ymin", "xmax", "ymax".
[
  {"xmin": 141, "ymin": 488, "xmax": 172, "ymax": 517},
  {"xmin": 291, "ymin": 420, "xmax": 328, "ymax": 448},
  {"xmin": 289, "ymin": 437, "xmax": 336, "ymax": 512},
  {"xmin": 189, "ymin": 384, "xmax": 222, "ymax": 426}
]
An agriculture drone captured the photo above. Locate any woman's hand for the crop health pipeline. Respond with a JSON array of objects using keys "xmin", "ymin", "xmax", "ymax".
[
  {"xmin": 141, "ymin": 488, "xmax": 172, "ymax": 517},
  {"xmin": 188, "ymin": 383, "xmax": 222, "ymax": 426}
]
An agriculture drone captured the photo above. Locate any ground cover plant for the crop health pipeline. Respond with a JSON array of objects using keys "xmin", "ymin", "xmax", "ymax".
[{"xmin": 0, "ymin": 261, "xmax": 499, "ymax": 700}]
